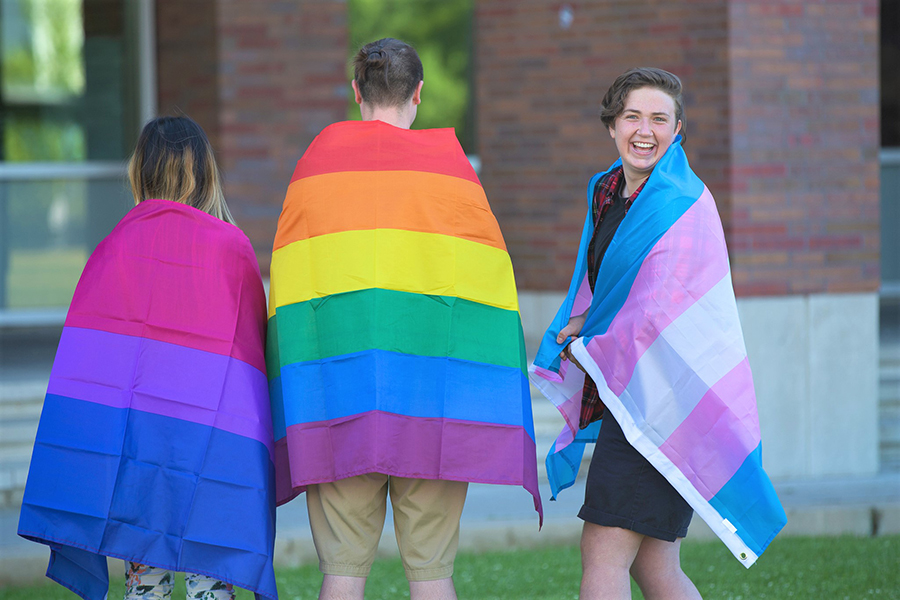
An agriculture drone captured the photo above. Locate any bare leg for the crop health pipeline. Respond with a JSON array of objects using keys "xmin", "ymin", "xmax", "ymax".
[
  {"xmin": 579, "ymin": 522, "xmax": 642, "ymax": 599},
  {"xmin": 630, "ymin": 537, "xmax": 701, "ymax": 600},
  {"xmin": 409, "ymin": 578, "xmax": 458, "ymax": 600},
  {"xmin": 319, "ymin": 575, "xmax": 367, "ymax": 600}
]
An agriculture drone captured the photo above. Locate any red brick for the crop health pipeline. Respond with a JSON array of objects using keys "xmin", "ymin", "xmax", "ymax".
[{"xmin": 157, "ymin": 0, "xmax": 348, "ymax": 276}]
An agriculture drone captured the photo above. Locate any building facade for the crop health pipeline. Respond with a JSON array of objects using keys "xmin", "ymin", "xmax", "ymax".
[{"xmin": 0, "ymin": 0, "xmax": 895, "ymax": 506}]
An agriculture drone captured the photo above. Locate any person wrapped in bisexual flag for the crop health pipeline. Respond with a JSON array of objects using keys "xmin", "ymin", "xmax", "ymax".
[
  {"xmin": 18, "ymin": 116, "xmax": 277, "ymax": 600},
  {"xmin": 268, "ymin": 37, "xmax": 541, "ymax": 600},
  {"xmin": 530, "ymin": 68, "xmax": 786, "ymax": 598}
]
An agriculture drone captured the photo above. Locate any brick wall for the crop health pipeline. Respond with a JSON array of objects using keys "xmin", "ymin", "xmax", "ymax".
[
  {"xmin": 728, "ymin": 0, "xmax": 880, "ymax": 295},
  {"xmin": 475, "ymin": 0, "xmax": 730, "ymax": 291},
  {"xmin": 475, "ymin": 0, "xmax": 880, "ymax": 296},
  {"xmin": 156, "ymin": 0, "xmax": 349, "ymax": 273},
  {"xmin": 156, "ymin": 0, "xmax": 221, "ymax": 149}
]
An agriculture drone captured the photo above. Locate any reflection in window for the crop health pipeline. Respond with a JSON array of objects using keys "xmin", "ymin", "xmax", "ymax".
[
  {"xmin": 1, "ymin": 0, "xmax": 137, "ymax": 163},
  {"xmin": 2, "ymin": 0, "xmax": 85, "ymax": 103},
  {"xmin": 0, "ymin": 0, "xmax": 140, "ymax": 311},
  {"xmin": 2, "ymin": 0, "xmax": 87, "ymax": 162}
]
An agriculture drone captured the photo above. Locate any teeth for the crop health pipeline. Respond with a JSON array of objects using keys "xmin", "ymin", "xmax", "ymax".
[{"xmin": 633, "ymin": 142, "xmax": 654, "ymax": 149}]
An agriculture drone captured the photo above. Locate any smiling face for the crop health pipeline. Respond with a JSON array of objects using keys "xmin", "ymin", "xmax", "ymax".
[{"xmin": 608, "ymin": 86, "xmax": 682, "ymax": 194}]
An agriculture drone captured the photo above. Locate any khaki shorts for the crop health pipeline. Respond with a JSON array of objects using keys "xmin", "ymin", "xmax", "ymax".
[{"xmin": 306, "ymin": 474, "xmax": 468, "ymax": 581}]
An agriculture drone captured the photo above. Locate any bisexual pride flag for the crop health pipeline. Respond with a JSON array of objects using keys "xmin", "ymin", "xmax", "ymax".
[
  {"xmin": 18, "ymin": 200, "xmax": 277, "ymax": 599},
  {"xmin": 268, "ymin": 121, "xmax": 542, "ymax": 520},
  {"xmin": 531, "ymin": 139, "xmax": 786, "ymax": 566}
]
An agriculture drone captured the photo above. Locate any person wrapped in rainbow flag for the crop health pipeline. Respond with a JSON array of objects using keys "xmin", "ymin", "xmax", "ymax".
[
  {"xmin": 530, "ymin": 68, "xmax": 787, "ymax": 598},
  {"xmin": 267, "ymin": 38, "xmax": 541, "ymax": 600}
]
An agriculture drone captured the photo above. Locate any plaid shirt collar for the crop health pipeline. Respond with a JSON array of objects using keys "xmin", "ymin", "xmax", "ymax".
[{"xmin": 592, "ymin": 166, "xmax": 646, "ymax": 225}]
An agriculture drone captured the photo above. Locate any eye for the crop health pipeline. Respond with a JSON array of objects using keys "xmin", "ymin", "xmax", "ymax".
[{"xmin": 623, "ymin": 114, "xmax": 638, "ymax": 120}]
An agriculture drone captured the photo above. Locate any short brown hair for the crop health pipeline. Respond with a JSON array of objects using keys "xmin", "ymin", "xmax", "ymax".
[
  {"xmin": 128, "ymin": 116, "xmax": 234, "ymax": 224},
  {"xmin": 600, "ymin": 67, "xmax": 686, "ymax": 143},
  {"xmin": 352, "ymin": 38, "xmax": 424, "ymax": 108}
]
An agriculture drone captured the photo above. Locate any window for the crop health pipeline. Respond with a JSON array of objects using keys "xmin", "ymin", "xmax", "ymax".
[{"xmin": 0, "ymin": 0, "xmax": 152, "ymax": 316}]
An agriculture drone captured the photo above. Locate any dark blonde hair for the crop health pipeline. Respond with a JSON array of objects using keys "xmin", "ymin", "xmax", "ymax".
[
  {"xmin": 352, "ymin": 37, "xmax": 423, "ymax": 108},
  {"xmin": 600, "ymin": 67, "xmax": 686, "ymax": 144},
  {"xmin": 128, "ymin": 116, "xmax": 234, "ymax": 224}
]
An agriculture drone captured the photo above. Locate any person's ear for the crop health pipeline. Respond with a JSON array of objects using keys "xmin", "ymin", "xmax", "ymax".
[
  {"xmin": 412, "ymin": 80, "xmax": 424, "ymax": 106},
  {"xmin": 608, "ymin": 124, "xmax": 616, "ymax": 140},
  {"xmin": 351, "ymin": 80, "xmax": 363, "ymax": 105},
  {"xmin": 675, "ymin": 119, "xmax": 683, "ymax": 136}
]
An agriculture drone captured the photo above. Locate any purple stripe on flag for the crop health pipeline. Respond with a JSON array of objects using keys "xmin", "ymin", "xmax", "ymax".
[
  {"xmin": 275, "ymin": 410, "xmax": 541, "ymax": 516},
  {"xmin": 48, "ymin": 327, "xmax": 273, "ymax": 458},
  {"xmin": 588, "ymin": 188, "xmax": 729, "ymax": 396},
  {"xmin": 659, "ymin": 358, "xmax": 761, "ymax": 500}
]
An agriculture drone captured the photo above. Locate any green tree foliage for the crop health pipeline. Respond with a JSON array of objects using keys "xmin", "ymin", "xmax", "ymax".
[{"xmin": 347, "ymin": 0, "xmax": 475, "ymax": 153}]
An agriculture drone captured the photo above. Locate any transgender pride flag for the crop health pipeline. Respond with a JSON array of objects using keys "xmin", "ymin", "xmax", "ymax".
[
  {"xmin": 531, "ymin": 139, "xmax": 786, "ymax": 566},
  {"xmin": 18, "ymin": 200, "xmax": 277, "ymax": 600},
  {"xmin": 268, "ymin": 121, "xmax": 541, "ymax": 520}
]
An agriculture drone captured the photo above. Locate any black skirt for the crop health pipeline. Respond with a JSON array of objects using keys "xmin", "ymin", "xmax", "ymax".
[{"xmin": 578, "ymin": 411, "xmax": 693, "ymax": 541}]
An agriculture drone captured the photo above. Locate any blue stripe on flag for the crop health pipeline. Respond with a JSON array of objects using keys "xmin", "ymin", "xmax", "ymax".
[
  {"xmin": 18, "ymin": 394, "xmax": 276, "ymax": 599},
  {"xmin": 708, "ymin": 442, "xmax": 787, "ymax": 557},
  {"xmin": 273, "ymin": 349, "xmax": 534, "ymax": 440},
  {"xmin": 545, "ymin": 419, "xmax": 602, "ymax": 499}
]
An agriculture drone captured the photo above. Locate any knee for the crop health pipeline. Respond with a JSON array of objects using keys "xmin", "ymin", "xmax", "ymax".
[
  {"xmin": 630, "ymin": 559, "xmax": 683, "ymax": 595},
  {"xmin": 580, "ymin": 523, "xmax": 639, "ymax": 573}
]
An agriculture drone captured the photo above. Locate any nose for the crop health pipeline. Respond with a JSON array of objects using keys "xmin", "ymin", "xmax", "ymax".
[{"xmin": 637, "ymin": 119, "xmax": 652, "ymax": 136}]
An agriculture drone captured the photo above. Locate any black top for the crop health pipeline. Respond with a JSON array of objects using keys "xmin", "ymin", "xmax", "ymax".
[{"xmin": 588, "ymin": 182, "xmax": 629, "ymax": 292}]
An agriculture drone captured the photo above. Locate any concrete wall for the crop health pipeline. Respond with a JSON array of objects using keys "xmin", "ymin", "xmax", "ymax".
[
  {"xmin": 520, "ymin": 291, "xmax": 881, "ymax": 480},
  {"xmin": 739, "ymin": 293, "xmax": 879, "ymax": 478}
]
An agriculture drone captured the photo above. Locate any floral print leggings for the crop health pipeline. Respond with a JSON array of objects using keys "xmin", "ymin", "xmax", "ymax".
[{"xmin": 125, "ymin": 562, "xmax": 236, "ymax": 600}]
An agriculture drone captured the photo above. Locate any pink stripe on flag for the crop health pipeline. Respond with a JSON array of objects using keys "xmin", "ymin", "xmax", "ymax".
[
  {"xmin": 64, "ymin": 201, "xmax": 267, "ymax": 374},
  {"xmin": 553, "ymin": 388, "xmax": 584, "ymax": 451},
  {"xmin": 589, "ymin": 188, "xmax": 729, "ymax": 395},
  {"xmin": 659, "ymin": 358, "xmax": 761, "ymax": 500},
  {"xmin": 533, "ymin": 363, "xmax": 585, "ymax": 449},
  {"xmin": 276, "ymin": 410, "xmax": 542, "ymax": 519},
  {"xmin": 573, "ymin": 273, "xmax": 592, "ymax": 316}
]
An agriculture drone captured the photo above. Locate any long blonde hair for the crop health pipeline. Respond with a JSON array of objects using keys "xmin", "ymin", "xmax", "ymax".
[{"xmin": 128, "ymin": 116, "xmax": 235, "ymax": 225}]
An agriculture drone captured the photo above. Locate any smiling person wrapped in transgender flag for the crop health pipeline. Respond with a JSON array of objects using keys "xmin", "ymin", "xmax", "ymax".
[
  {"xmin": 531, "ymin": 68, "xmax": 786, "ymax": 596},
  {"xmin": 18, "ymin": 117, "xmax": 276, "ymax": 600}
]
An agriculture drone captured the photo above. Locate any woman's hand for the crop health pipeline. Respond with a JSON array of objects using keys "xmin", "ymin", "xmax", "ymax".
[{"xmin": 557, "ymin": 313, "xmax": 587, "ymax": 373}]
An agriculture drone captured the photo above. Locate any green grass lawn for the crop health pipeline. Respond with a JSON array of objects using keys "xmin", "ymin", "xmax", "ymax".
[{"xmin": 3, "ymin": 535, "xmax": 898, "ymax": 599}]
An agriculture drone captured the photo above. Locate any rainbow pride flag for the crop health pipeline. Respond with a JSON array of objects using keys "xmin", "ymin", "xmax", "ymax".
[
  {"xmin": 268, "ymin": 121, "xmax": 541, "ymax": 520},
  {"xmin": 18, "ymin": 200, "xmax": 277, "ymax": 600},
  {"xmin": 531, "ymin": 139, "xmax": 786, "ymax": 566}
]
